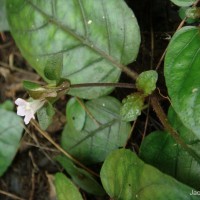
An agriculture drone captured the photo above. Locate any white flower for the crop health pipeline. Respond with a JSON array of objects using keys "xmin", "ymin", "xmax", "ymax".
[{"xmin": 15, "ymin": 98, "xmax": 45, "ymax": 125}]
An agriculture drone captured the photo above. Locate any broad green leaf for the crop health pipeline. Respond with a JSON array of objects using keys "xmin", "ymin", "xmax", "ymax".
[
  {"xmin": 136, "ymin": 70, "xmax": 158, "ymax": 96},
  {"xmin": 120, "ymin": 92, "xmax": 144, "ymax": 122},
  {"xmin": 140, "ymin": 107, "xmax": 200, "ymax": 189},
  {"xmin": 66, "ymin": 98, "xmax": 86, "ymax": 131},
  {"xmin": 7, "ymin": 0, "xmax": 140, "ymax": 99},
  {"xmin": 164, "ymin": 26, "xmax": 200, "ymax": 139},
  {"xmin": 100, "ymin": 149, "xmax": 199, "ymax": 200},
  {"xmin": 0, "ymin": 108, "xmax": 23, "ymax": 176},
  {"xmin": 37, "ymin": 102, "xmax": 55, "ymax": 130},
  {"xmin": 54, "ymin": 173, "xmax": 83, "ymax": 200},
  {"xmin": 56, "ymin": 155, "xmax": 106, "ymax": 196},
  {"xmin": 170, "ymin": 0, "xmax": 195, "ymax": 6},
  {"xmin": 61, "ymin": 96, "xmax": 131, "ymax": 164},
  {"xmin": 0, "ymin": 0, "xmax": 9, "ymax": 31}
]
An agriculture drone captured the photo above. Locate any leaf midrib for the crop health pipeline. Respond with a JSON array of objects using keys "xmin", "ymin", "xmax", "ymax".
[{"xmin": 27, "ymin": 0, "xmax": 138, "ymax": 80}]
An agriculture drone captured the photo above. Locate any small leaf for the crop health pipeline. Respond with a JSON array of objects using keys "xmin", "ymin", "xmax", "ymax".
[
  {"xmin": 0, "ymin": 0, "xmax": 9, "ymax": 31},
  {"xmin": 37, "ymin": 102, "xmax": 55, "ymax": 130},
  {"xmin": 23, "ymin": 80, "xmax": 41, "ymax": 90},
  {"xmin": 136, "ymin": 70, "xmax": 158, "ymax": 96},
  {"xmin": 169, "ymin": 0, "xmax": 195, "ymax": 6},
  {"xmin": 66, "ymin": 98, "xmax": 86, "ymax": 131},
  {"xmin": 100, "ymin": 149, "xmax": 199, "ymax": 200},
  {"xmin": 23, "ymin": 80, "xmax": 58, "ymax": 99},
  {"xmin": 178, "ymin": 7, "xmax": 198, "ymax": 24},
  {"xmin": 56, "ymin": 155, "xmax": 106, "ymax": 196},
  {"xmin": 7, "ymin": 0, "xmax": 140, "ymax": 99},
  {"xmin": 185, "ymin": 7, "xmax": 200, "ymax": 19},
  {"xmin": 44, "ymin": 53, "xmax": 63, "ymax": 83},
  {"xmin": 120, "ymin": 92, "xmax": 144, "ymax": 122},
  {"xmin": 164, "ymin": 26, "xmax": 200, "ymax": 139},
  {"xmin": 0, "ymin": 108, "xmax": 23, "ymax": 176},
  {"xmin": 62, "ymin": 96, "xmax": 131, "ymax": 164},
  {"xmin": 54, "ymin": 173, "xmax": 83, "ymax": 200},
  {"xmin": 23, "ymin": 80, "xmax": 46, "ymax": 99},
  {"xmin": 139, "ymin": 107, "xmax": 200, "ymax": 189}
]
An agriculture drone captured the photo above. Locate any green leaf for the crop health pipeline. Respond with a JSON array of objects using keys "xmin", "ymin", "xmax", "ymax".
[
  {"xmin": 169, "ymin": 0, "xmax": 195, "ymax": 6},
  {"xmin": 100, "ymin": 149, "xmax": 199, "ymax": 200},
  {"xmin": 185, "ymin": 7, "xmax": 200, "ymax": 20},
  {"xmin": 136, "ymin": 70, "xmax": 158, "ymax": 96},
  {"xmin": 178, "ymin": 7, "xmax": 198, "ymax": 24},
  {"xmin": 54, "ymin": 173, "xmax": 83, "ymax": 200},
  {"xmin": 23, "ymin": 80, "xmax": 41, "ymax": 90},
  {"xmin": 61, "ymin": 96, "xmax": 131, "ymax": 164},
  {"xmin": 44, "ymin": 53, "xmax": 63, "ymax": 84},
  {"xmin": 56, "ymin": 155, "xmax": 106, "ymax": 196},
  {"xmin": 66, "ymin": 98, "xmax": 86, "ymax": 131},
  {"xmin": 37, "ymin": 102, "xmax": 55, "ymax": 130},
  {"xmin": 0, "ymin": 100, "xmax": 14, "ymax": 111},
  {"xmin": 120, "ymin": 92, "xmax": 144, "ymax": 122},
  {"xmin": 23, "ymin": 80, "xmax": 46, "ymax": 99},
  {"xmin": 140, "ymin": 107, "xmax": 200, "ymax": 189},
  {"xmin": 23, "ymin": 80, "xmax": 59, "ymax": 99},
  {"xmin": 164, "ymin": 26, "xmax": 200, "ymax": 139},
  {"xmin": 7, "ymin": 0, "xmax": 140, "ymax": 99},
  {"xmin": 0, "ymin": 108, "xmax": 23, "ymax": 176},
  {"xmin": 0, "ymin": 0, "xmax": 9, "ymax": 31}
]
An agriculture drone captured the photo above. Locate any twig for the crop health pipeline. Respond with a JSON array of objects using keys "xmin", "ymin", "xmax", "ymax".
[
  {"xmin": 30, "ymin": 120, "xmax": 99, "ymax": 177},
  {"xmin": 0, "ymin": 32, "xmax": 6, "ymax": 41},
  {"xmin": 150, "ymin": 0, "xmax": 154, "ymax": 69},
  {"xmin": 142, "ymin": 98, "xmax": 151, "ymax": 140},
  {"xmin": 156, "ymin": 0, "xmax": 200, "ymax": 70},
  {"xmin": 155, "ymin": 18, "xmax": 186, "ymax": 70},
  {"xmin": 124, "ymin": 120, "xmax": 137, "ymax": 148},
  {"xmin": 0, "ymin": 190, "xmax": 25, "ymax": 200}
]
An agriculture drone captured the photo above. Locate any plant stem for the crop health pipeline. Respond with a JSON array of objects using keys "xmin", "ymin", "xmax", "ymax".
[
  {"xmin": 151, "ymin": 93, "xmax": 200, "ymax": 163},
  {"xmin": 156, "ymin": 0, "xmax": 199, "ymax": 70},
  {"xmin": 70, "ymin": 82, "xmax": 136, "ymax": 89}
]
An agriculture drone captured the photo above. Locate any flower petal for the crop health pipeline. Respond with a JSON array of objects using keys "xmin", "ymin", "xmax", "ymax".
[
  {"xmin": 17, "ymin": 106, "xmax": 26, "ymax": 116},
  {"xmin": 15, "ymin": 98, "xmax": 45, "ymax": 125},
  {"xmin": 24, "ymin": 112, "xmax": 35, "ymax": 124},
  {"xmin": 15, "ymin": 98, "xmax": 27, "ymax": 106}
]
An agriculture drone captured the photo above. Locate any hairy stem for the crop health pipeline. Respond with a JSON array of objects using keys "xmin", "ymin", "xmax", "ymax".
[
  {"xmin": 70, "ymin": 82, "xmax": 136, "ymax": 89},
  {"xmin": 151, "ymin": 93, "xmax": 200, "ymax": 163}
]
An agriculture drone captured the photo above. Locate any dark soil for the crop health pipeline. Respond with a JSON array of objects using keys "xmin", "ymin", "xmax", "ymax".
[{"xmin": 0, "ymin": 0, "xmax": 182, "ymax": 199}]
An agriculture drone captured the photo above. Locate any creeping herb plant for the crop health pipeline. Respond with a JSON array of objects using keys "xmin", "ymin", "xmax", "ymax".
[{"xmin": 0, "ymin": 0, "xmax": 200, "ymax": 199}]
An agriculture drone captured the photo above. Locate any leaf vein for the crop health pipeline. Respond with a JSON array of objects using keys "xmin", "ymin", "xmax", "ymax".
[
  {"xmin": 37, "ymin": 44, "xmax": 83, "ymax": 57},
  {"xmin": 66, "ymin": 57, "xmax": 104, "ymax": 77},
  {"xmin": 77, "ymin": 0, "xmax": 88, "ymax": 38},
  {"xmin": 101, "ymin": 0, "xmax": 111, "ymax": 55}
]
